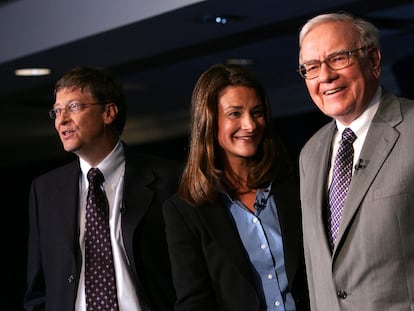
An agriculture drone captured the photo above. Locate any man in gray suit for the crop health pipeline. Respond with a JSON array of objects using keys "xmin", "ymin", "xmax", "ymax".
[{"xmin": 297, "ymin": 12, "xmax": 414, "ymax": 310}]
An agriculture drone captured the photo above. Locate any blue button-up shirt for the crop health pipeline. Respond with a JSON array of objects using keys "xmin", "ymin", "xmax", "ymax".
[{"xmin": 224, "ymin": 184, "xmax": 296, "ymax": 311}]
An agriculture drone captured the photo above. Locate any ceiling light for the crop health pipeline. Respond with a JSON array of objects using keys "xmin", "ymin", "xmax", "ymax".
[
  {"xmin": 226, "ymin": 58, "xmax": 254, "ymax": 65},
  {"xmin": 15, "ymin": 68, "xmax": 51, "ymax": 76},
  {"xmin": 194, "ymin": 14, "xmax": 246, "ymax": 25},
  {"xmin": 215, "ymin": 16, "xmax": 228, "ymax": 24}
]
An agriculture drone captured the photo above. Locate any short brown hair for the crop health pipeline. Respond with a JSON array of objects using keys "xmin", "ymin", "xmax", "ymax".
[{"xmin": 54, "ymin": 66, "xmax": 126, "ymax": 135}]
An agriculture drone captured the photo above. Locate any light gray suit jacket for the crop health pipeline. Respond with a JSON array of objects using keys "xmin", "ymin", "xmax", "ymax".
[{"xmin": 299, "ymin": 90, "xmax": 414, "ymax": 311}]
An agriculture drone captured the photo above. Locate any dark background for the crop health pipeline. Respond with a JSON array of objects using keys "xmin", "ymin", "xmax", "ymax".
[{"xmin": 1, "ymin": 0, "xmax": 413, "ymax": 309}]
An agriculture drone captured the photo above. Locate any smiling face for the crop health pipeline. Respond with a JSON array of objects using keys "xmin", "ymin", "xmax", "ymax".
[
  {"xmin": 53, "ymin": 87, "xmax": 118, "ymax": 165},
  {"xmin": 300, "ymin": 21, "xmax": 381, "ymax": 125},
  {"xmin": 217, "ymin": 85, "xmax": 265, "ymax": 165}
]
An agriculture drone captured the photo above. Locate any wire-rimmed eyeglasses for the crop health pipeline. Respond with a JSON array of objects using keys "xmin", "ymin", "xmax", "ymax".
[
  {"xmin": 49, "ymin": 101, "xmax": 98, "ymax": 119},
  {"xmin": 297, "ymin": 46, "xmax": 368, "ymax": 79}
]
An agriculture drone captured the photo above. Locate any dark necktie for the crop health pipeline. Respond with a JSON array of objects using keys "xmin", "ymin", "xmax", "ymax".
[
  {"xmin": 85, "ymin": 168, "xmax": 119, "ymax": 311},
  {"xmin": 327, "ymin": 128, "xmax": 357, "ymax": 249}
]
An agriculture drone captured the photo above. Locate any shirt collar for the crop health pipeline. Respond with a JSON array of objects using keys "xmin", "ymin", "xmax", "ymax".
[
  {"xmin": 222, "ymin": 183, "xmax": 273, "ymax": 207},
  {"xmin": 80, "ymin": 140, "xmax": 125, "ymax": 188},
  {"xmin": 335, "ymin": 86, "xmax": 381, "ymax": 139}
]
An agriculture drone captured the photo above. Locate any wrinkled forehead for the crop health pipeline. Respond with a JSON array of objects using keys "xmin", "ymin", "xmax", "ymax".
[
  {"xmin": 299, "ymin": 21, "xmax": 360, "ymax": 62},
  {"xmin": 54, "ymin": 87, "xmax": 94, "ymax": 104},
  {"xmin": 56, "ymin": 84, "xmax": 92, "ymax": 94}
]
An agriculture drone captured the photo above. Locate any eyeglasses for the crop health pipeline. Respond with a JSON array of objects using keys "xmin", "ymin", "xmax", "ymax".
[
  {"xmin": 49, "ymin": 101, "xmax": 98, "ymax": 119},
  {"xmin": 297, "ymin": 46, "xmax": 368, "ymax": 79}
]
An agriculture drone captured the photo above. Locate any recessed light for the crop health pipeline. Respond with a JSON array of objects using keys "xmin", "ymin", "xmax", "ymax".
[
  {"xmin": 194, "ymin": 14, "xmax": 246, "ymax": 24},
  {"xmin": 226, "ymin": 58, "xmax": 254, "ymax": 65},
  {"xmin": 15, "ymin": 68, "xmax": 51, "ymax": 76},
  {"xmin": 215, "ymin": 16, "xmax": 228, "ymax": 24}
]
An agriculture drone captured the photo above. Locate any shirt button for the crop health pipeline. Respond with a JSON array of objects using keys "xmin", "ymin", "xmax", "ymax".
[
  {"xmin": 337, "ymin": 290, "xmax": 348, "ymax": 299},
  {"xmin": 252, "ymin": 217, "xmax": 258, "ymax": 223},
  {"xmin": 268, "ymin": 274, "xmax": 273, "ymax": 279},
  {"xmin": 275, "ymin": 301, "xmax": 280, "ymax": 307},
  {"xmin": 260, "ymin": 244, "xmax": 266, "ymax": 249}
]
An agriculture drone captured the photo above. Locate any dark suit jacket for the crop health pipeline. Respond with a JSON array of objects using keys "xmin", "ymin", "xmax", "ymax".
[
  {"xmin": 163, "ymin": 173, "xmax": 310, "ymax": 311},
  {"xmin": 24, "ymin": 144, "xmax": 181, "ymax": 311},
  {"xmin": 299, "ymin": 91, "xmax": 414, "ymax": 310}
]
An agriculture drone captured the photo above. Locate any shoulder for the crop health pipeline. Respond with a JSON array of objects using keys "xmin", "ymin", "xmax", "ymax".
[
  {"xmin": 124, "ymin": 146, "xmax": 184, "ymax": 176},
  {"xmin": 163, "ymin": 193, "xmax": 199, "ymax": 224},
  {"xmin": 29, "ymin": 159, "xmax": 80, "ymax": 198},
  {"xmin": 123, "ymin": 151, "xmax": 183, "ymax": 197},
  {"xmin": 380, "ymin": 90, "xmax": 414, "ymax": 113},
  {"xmin": 163, "ymin": 192, "xmax": 219, "ymax": 219},
  {"xmin": 300, "ymin": 121, "xmax": 334, "ymax": 156},
  {"xmin": 164, "ymin": 193, "xmax": 194, "ymax": 212},
  {"xmin": 375, "ymin": 91, "xmax": 414, "ymax": 130},
  {"xmin": 394, "ymin": 94, "xmax": 414, "ymax": 116},
  {"xmin": 33, "ymin": 159, "xmax": 79, "ymax": 184},
  {"xmin": 123, "ymin": 142, "xmax": 181, "ymax": 164}
]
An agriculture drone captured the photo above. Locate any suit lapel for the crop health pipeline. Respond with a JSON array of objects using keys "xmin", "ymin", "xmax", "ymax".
[
  {"xmin": 334, "ymin": 92, "xmax": 402, "ymax": 255},
  {"xmin": 197, "ymin": 200, "xmax": 257, "ymax": 286},
  {"xmin": 121, "ymin": 156, "xmax": 155, "ymax": 261},
  {"xmin": 312, "ymin": 122, "xmax": 337, "ymax": 251},
  {"xmin": 272, "ymin": 177, "xmax": 300, "ymax": 286}
]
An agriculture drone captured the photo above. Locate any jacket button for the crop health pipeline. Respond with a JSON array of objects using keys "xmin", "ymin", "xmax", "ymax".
[
  {"xmin": 67, "ymin": 275, "xmax": 75, "ymax": 283},
  {"xmin": 337, "ymin": 290, "xmax": 347, "ymax": 299}
]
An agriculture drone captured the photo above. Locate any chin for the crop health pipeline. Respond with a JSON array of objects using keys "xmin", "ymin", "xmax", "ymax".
[
  {"xmin": 62, "ymin": 143, "xmax": 80, "ymax": 154},
  {"xmin": 239, "ymin": 151, "xmax": 257, "ymax": 158}
]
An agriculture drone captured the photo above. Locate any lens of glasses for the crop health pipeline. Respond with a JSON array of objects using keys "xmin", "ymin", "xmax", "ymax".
[
  {"xmin": 49, "ymin": 109, "xmax": 57, "ymax": 119},
  {"xmin": 298, "ymin": 48, "xmax": 366, "ymax": 79},
  {"xmin": 298, "ymin": 66, "xmax": 308, "ymax": 79}
]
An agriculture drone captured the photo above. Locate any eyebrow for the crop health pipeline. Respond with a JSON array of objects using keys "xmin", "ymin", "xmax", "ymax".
[
  {"xmin": 301, "ymin": 49, "xmax": 350, "ymax": 64},
  {"xmin": 53, "ymin": 99, "xmax": 80, "ymax": 107}
]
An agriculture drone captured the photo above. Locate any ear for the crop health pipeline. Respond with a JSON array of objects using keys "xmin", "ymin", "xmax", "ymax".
[
  {"xmin": 103, "ymin": 103, "xmax": 118, "ymax": 125},
  {"xmin": 369, "ymin": 47, "xmax": 382, "ymax": 78}
]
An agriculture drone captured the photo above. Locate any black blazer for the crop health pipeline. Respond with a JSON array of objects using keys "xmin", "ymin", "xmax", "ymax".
[
  {"xmin": 163, "ymin": 173, "xmax": 310, "ymax": 311},
  {"xmin": 24, "ymin": 144, "xmax": 181, "ymax": 311}
]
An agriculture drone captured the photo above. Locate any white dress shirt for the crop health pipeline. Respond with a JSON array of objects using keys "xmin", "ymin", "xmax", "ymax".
[
  {"xmin": 75, "ymin": 141, "xmax": 142, "ymax": 311},
  {"xmin": 328, "ymin": 86, "xmax": 381, "ymax": 188}
]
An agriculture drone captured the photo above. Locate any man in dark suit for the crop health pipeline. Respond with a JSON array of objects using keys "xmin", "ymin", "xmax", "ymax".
[
  {"xmin": 297, "ymin": 12, "xmax": 414, "ymax": 310},
  {"xmin": 24, "ymin": 66, "xmax": 180, "ymax": 311}
]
